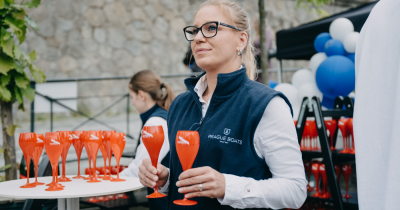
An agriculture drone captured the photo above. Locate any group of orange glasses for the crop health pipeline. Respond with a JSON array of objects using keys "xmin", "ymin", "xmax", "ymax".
[
  {"xmin": 20, "ymin": 126, "xmax": 202, "ymax": 206},
  {"xmin": 18, "ymin": 130, "xmax": 126, "ymax": 192},
  {"xmin": 304, "ymin": 160, "xmax": 353, "ymax": 199},
  {"xmin": 295, "ymin": 118, "xmax": 355, "ymax": 153}
]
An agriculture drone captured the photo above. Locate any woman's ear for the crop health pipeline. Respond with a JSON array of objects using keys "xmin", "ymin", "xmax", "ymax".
[
  {"xmin": 238, "ymin": 31, "xmax": 248, "ymax": 51},
  {"xmin": 137, "ymin": 90, "xmax": 146, "ymax": 101}
]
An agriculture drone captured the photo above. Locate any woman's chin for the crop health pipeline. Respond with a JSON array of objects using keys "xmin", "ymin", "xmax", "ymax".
[{"xmin": 196, "ymin": 60, "xmax": 214, "ymax": 71}]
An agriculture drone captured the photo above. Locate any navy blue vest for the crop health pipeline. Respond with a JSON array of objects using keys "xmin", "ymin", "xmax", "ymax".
[
  {"xmin": 140, "ymin": 104, "xmax": 170, "ymax": 210},
  {"xmin": 166, "ymin": 67, "xmax": 292, "ymax": 210}
]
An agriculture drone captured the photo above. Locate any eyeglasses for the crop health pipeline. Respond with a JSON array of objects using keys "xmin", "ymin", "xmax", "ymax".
[{"xmin": 183, "ymin": 21, "xmax": 242, "ymax": 41}]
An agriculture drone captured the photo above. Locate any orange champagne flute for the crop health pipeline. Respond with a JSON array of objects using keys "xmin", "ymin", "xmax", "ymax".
[
  {"xmin": 44, "ymin": 134, "xmax": 64, "ymax": 191},
  {"xmin": 72, "ymin": 131, "xmax": 86, "ymax": 179},
  {"xmin": 311, "ymin": 161, "xmax": 321, "ymax": 197},
  {"xmin": 82, "ymin": 132, "xmax": 93, "ymax": 180},
  {"xmin": 19, "ymin": 132, "xmax": 37, "ymax": 188},
  {"xmin": 99, "ymin": 141, "xmax": 109, "ymax": 180},
  {"xmin": 32, "ymin": 134, "xmax": 45, "ymax": 185},
  {"xmin": 110, "ymin": 133, "xmax": 126, "ymax": 182},
  {"xmin": 325, "ymin": 120, "xmax": 337, "ymax": 150},
  {"xmin": 319, "ymin": 164, "xmax": 330, "ymax": 198},
  {"xmin": 141, "ymin": 126, "xmax": 167, "ymax": 198},
  {"xmin": 339, "ymin": 119, "xmax": 350, "ymax": 154},
  {"xmin": 173, "ymin": 131, "xmax": 200, "ymax": 206},
  {"xmin": 57, "ymin": 131, "xmax": 73, "ymax": 182},
  {"xmin": 347, "ymin": 118, "xmax": 355, "ymax": 154},
  {"xmin": 86, "ymin": 130, "xmax": 103, "ymax": 183},
  {"xmin": 342, "ymin": 164, "xmax": 352, "ymax": 198},
  {"xmin": 103, "ymin": 130, "xmax": 116, "ymax": 180},
  {"xmin": 45, "ymin": 132, "xmax": 64, "ymax": 189}
]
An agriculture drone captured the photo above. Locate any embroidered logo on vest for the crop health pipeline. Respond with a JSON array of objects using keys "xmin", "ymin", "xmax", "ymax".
[
  {"xmin": 223, "ymin": 128, "xmax": 231, "ymax": 135},
  {"xmin": 207, "ymin": 128, "xmax": 243, "ymax": 145}
]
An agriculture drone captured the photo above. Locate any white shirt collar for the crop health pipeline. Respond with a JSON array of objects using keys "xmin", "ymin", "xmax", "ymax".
[{"xmin": 194, "ymin": 75, "xmax": 208, "ymax": 104}]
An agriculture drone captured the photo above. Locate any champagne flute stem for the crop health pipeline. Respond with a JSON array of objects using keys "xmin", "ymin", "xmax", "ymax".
[
  {"xmin": 62, "ymin": 156, "xmax": 66, "ymax": 177},
  {"xmin": 35, "ymin": 164, "xmax": 38, "ymax": 182},
  {"xmin": 103, "ymin": 159, "xmax": 107, "ymax": 176},
  {"xmin": 93, "ymin": 157, "xmax": 97, "ymax": 179},
  {"xmin": 26, "ymin": 157, "xmax": 30, "ymax": 184},
  {"xmin": 108, "ymin": 158, "xmax": 112, "ymax": 177},
  {"xmin": 117, "ymin": 162, "xmax": 120, "ymax": 180},
  {"xmin": 77, "ymin": 157, "xmax": 81, "ymax": 176},
  {"xmin": 52, "ymin": 166, "xmax": 56, "ymax": 184},
  {"xmin": 56, "ymin": 165, "xmax": 59, "ymax": 182},
  {"xmin": 346, "ymin": 181, "xmax": 349, "ymax": 196}
]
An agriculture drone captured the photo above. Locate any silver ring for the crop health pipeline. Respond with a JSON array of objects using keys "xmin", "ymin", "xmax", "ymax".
[{"xmin": 199, "ymin": 183, "xmax": 203, "ymax": 192}]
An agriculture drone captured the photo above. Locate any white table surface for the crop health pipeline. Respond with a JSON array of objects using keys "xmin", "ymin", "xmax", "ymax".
[{"xmin": 0, "ymin": 175, "xmax": 144, "ymax": 199}]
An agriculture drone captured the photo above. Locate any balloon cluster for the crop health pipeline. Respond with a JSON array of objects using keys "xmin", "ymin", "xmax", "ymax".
[
  {"xmin": 312, "ymin": 18, "xmax": 357, "ymax": 108},
  {"xmin": 275, "ymin": 18, "xmax": 357, "ymax": 115}
]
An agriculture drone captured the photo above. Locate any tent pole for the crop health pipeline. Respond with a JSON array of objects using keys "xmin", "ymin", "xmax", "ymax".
[{"xmin": 277, "ymin": 59, "xmax": 283, "ymax": 83}]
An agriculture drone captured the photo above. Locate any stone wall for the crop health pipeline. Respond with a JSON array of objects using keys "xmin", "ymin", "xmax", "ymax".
[{"xmin": 15, "ymin": 0, "xmax": 371, "ymax": 121}]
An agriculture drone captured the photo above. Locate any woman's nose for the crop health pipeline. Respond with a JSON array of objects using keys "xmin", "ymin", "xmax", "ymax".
[{"xmin": 193, "ymin": 30, "xmax": 206, "ymax": 42}]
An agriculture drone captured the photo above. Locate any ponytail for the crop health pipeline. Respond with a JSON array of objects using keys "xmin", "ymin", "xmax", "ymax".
[
  {"xmin": 157, "ymin": 83, "xmax": 175, "ymax": 110},
  {"xmin": 129, "ymin": 70, "xmax": 176, "ymax": 110}
]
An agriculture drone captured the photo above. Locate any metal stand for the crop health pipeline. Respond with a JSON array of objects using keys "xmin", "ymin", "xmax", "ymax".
[{"xmin": 296, "ymin": 96, "xmax": 354, "ymax": 210}]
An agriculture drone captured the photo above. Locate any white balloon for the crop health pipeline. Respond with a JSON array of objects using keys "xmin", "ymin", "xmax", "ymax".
[
  {"xmin": 297, "ymin": 82, "xmax": 323, "ymax": 102},
  {"xmin": 274, "ymin": 83, "xmax": 301, "ymax": 107},
  {"xmin": 343, "ymin": 32, "xmax": 359, "ymax": 53},
  {"xmin": 309, "ymin": 53, "xmax": 327, "ymax": 74},
  {"xmin": 329, "ymin": 18, "xmax": 354, "ymax": 42},
  {"xmin": 292, "ymin": 69, "xmax": 314, "ymax": 89}
]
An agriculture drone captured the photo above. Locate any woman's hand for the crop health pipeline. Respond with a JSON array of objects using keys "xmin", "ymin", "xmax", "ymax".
[
  {"xmin": 176, "ymin": 166, "xmax": 225, "ymax": 199},
  {"xmin": 138, "ymin": 158, "xmax": 169, "ymax": 188}
]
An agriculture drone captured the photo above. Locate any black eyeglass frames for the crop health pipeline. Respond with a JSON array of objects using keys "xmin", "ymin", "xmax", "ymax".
[{"xmin": 183, "ymin": 21, "xmax": 242, "ymax": 41}]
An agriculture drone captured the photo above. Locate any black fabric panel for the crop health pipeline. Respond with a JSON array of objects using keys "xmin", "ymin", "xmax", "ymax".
[{"xmin": 276, "ymin": 2, "xmax": 378, "ymax": 60}]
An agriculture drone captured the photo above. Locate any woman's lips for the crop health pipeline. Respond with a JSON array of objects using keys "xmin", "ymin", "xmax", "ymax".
[{"xmin": 195, "ymin": 48, "xmax": 210, "ymax": 54}]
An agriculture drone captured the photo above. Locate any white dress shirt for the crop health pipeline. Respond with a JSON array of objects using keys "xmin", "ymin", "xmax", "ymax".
[
  {"xmin": 119, "ymin": 116, "xmax": 170, "ymax": 178},
  {"xmin": 161, "ymin": 75, "xmax": 307, "ymax": 209},
  {"xmin": 354, "ymin": 1, "xmax": 400, "ymax": 209}
]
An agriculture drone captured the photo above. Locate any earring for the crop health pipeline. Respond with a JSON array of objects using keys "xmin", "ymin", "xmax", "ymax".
[{"xmin": 237, "ymin": 49, "xmax": 242, "ymax": 56}]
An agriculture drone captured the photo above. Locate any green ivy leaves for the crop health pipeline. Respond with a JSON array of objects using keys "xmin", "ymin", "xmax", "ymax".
[{"xmin": 0, "ymin": 0, "xmax": 44, "ymax": 110}]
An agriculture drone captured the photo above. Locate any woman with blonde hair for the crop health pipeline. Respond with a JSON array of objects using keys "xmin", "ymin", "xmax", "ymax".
[
  {"xmin": 138, "ymin": 1, "xmax": 306, "ymax": 209},
  {"xmin": 119, "ymin": 70, "xmax": 175, "ymax": 210}
]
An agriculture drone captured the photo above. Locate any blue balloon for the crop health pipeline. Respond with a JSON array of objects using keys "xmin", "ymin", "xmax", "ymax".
[
  {"xmin": 346, "ymin": 53, "xmax": 355, "ymax": 63},
  {"xmin": 324, "ymin": 39, "xmax": 346, "ymax": 56},
  {"xmin": 321, "ymin": 96, "xmax": 336, "ymax": 109},
  {"xmin": 268, "ymin": 80, "xmax": 277, "ymax": 89},
  {"xmin": 314, "ymin": 33, "xmax": 332, "ymax": 52},
  {"xmin": 316, "ymin": 56, "xmax": 355, "ymax": 99}
]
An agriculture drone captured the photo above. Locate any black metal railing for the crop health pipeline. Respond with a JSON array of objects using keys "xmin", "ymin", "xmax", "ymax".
[{"xmin": 29, "ymin": 72, "xmax": 201, "ymax": 140}]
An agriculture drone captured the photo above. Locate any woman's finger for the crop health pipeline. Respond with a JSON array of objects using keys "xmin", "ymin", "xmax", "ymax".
[
  {"xmin": 178, "ymin": 167, "xmax": 210, "ymax": 181},
  {"xmin": 185, "ymin": 189, "xmax": 219, "ymax": 199},
  {"xmin": 138, "ymin": 171, "xmax": 156, "ymax": 188},
  {"xmin": 176, "ymin": 173, "xmax": 212, "ymax": 187},
  {"xmin": 139, "ymin": 164, "xmax": 158, "ymax": 182},
  {"xmin": 178, "ymin": 182, "xmax": 214, "ymax": 194}
]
